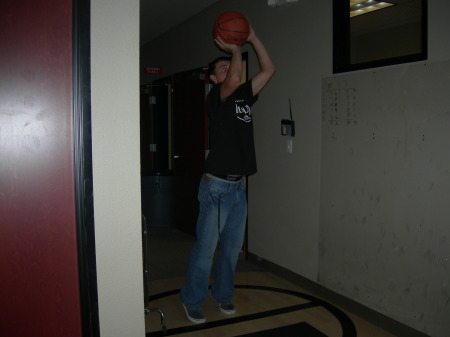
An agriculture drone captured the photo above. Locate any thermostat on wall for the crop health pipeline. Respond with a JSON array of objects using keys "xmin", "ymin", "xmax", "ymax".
[
  {"xmin": 281, "ymin": 119, "xmax": 295, "ymax": 136},
  {"xmin": 281, "ymin": 98, "xmax": 295, "ymax": 137}
]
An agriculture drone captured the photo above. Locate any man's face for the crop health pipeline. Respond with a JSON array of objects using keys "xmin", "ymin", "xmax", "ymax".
[{"xmin": 210, "ymin": 60, "xmax": 230, "ymax": 84}]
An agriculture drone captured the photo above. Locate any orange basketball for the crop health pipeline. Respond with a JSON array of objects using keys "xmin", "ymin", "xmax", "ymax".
[{"xmin": 213, "ymin": 11, "xmax": 250, "ymax": 46}]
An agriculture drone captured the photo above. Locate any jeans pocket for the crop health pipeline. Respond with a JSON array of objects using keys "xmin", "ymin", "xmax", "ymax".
[{"xmin": 209, "ymin": 180, "xmax": 231, "ymax": 199}]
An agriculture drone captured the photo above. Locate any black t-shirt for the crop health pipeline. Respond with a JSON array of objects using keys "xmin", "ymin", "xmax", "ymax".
[{"xmin": 204, "ymin": 80, "xmax": 259, "ymax": 176}]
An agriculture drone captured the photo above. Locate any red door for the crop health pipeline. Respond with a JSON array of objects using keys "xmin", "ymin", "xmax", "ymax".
[{"xmin": 0, "ymin": 1, "xmax": 83, "ymax": 336}]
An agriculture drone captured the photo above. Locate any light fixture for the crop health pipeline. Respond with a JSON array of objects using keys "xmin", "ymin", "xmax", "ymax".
[
  {"xmin": 268, "ymin": 0, "xmax": 298, "ymax": 8},
  {"xmin": 350, "ymin": 0, "xmax": 394, "ymax": 17}
]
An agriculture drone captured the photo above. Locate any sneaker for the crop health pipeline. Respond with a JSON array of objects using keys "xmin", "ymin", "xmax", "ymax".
[
  {"xmin": 182, "ymin": 304, "xmax": 206, "ymax": 324},
  {"xmin": 219, "ymin": 303, "xmax": 236, "ymax": 315}
]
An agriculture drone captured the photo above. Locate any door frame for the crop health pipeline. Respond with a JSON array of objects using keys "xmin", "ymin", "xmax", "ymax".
[{"xmin": 73, "ymin": 0, "xmax": 100, "ymax": 336}]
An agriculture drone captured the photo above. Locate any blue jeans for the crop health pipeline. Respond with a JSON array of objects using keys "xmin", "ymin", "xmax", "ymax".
[{"xmin": 180, "ymin": 174, "xmax": 247, "ymax": 310}]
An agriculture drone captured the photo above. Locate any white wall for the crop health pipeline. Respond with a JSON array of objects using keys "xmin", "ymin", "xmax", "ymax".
[
  {"xmin": 91, "ymin": 0, "xmax": 145, "ymax": 336},
  {"xmin": 244, "ymin": 0, "xmax": 330, "ymax": 281},
  {"xmin": 320, "ymin": 60, "xmax": 450, "ymax": 337}
]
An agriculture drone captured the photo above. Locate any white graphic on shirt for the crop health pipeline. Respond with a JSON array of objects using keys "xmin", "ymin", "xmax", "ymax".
[{"xmin": 235, "ymin": 99, "xmax": 252, "ymax": 123}]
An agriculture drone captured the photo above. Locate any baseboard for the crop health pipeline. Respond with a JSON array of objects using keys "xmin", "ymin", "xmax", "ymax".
[{"xmin": 247, "ymin": 253, "xmax": 429, "ymax": 337}]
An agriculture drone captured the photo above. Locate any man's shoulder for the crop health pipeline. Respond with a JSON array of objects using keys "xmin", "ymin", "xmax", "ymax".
[{"xmin": 207, "ymin": 83, "xmax": 220, "ymax": 99}]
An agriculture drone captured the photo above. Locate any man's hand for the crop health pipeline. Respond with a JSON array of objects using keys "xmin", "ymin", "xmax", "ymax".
[
  {"xmin": 246, "ymin": 24, "xmax": 256, "ymax": 43},
  {"xmin": 214, "ymin": 36, "xmax": 241, "ymax": 54}
]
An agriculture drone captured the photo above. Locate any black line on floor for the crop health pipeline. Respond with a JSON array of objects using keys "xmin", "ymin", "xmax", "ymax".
[
  {"xmin": 146, "ymin": 284, "xmax": 357, "ymax": 337},
  {"xmin": 149, "ymin": 302, "xmax": 320, "ymax": 336},
  {"xmin": 237, "ymin": 285, "xmax": 356, "ymax": 337}
]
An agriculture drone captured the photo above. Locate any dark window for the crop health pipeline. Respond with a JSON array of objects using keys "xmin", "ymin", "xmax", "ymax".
[{"xmin": 333, "ymin": 0, "xmax": 427, "ymax": 73}]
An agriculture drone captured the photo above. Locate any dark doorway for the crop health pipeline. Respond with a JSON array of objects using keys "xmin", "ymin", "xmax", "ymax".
[
  {"xmin": 141, "ymin": 79, "xmax": 175, "ymax": 230},
  {"xmin": 172, "ymin": 68, "xmax": 208, "ymax": 235},
  {"xmin": 140, "ymin": 67, "xmax": 207, "ymax": 235},
  {"xmin": 140, "ymin": 81, "xmax": 171, "ymax": 175}
]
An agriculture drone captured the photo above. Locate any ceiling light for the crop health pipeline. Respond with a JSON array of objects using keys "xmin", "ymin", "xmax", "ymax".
[
  {"xmin": 268, "ymin": 0, "xmax": 298, "ymax": 7},
  {"xmin": 350, "ymin": 0, "xmax": 394, "ymax": 17}
]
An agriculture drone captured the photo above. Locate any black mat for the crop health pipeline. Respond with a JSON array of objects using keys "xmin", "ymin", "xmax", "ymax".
[{"xmin": 234, "ymin": 321, "xmax": 327, "ymax": 337}]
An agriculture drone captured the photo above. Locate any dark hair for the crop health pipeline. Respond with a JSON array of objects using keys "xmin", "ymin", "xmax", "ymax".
[{"xmin": 208, "ymin": 56, "xmax": 231, "ymax": 76}]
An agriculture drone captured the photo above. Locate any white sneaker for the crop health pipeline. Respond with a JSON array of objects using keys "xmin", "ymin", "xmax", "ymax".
[
  {"xmin": 182, "ymin": 304, "xmax": 206, "ymax": 324},
  {"xmin": 219, "ymin": 303, "xmax": 236, "ymax": 315}
]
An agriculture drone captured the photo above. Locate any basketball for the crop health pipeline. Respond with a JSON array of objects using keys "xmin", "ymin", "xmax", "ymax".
[{"xmin": 213, "ymin": 11, "xmax": 250, "ymax": 46}]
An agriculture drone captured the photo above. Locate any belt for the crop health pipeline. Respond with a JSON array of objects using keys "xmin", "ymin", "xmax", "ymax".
[{"xmin": 210, "ymin": 174, "xmax": 242, "ymax": 182}]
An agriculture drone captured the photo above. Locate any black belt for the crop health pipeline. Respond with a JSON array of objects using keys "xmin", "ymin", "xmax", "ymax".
[{"xmin": 211, "ymin": 174, "xmax": 242, "ymax": 182}]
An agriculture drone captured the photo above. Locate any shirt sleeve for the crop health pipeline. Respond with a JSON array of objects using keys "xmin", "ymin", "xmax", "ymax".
[{"xmin": 238, "ymin": 80, "xmax": 258, "ymax": 105}]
